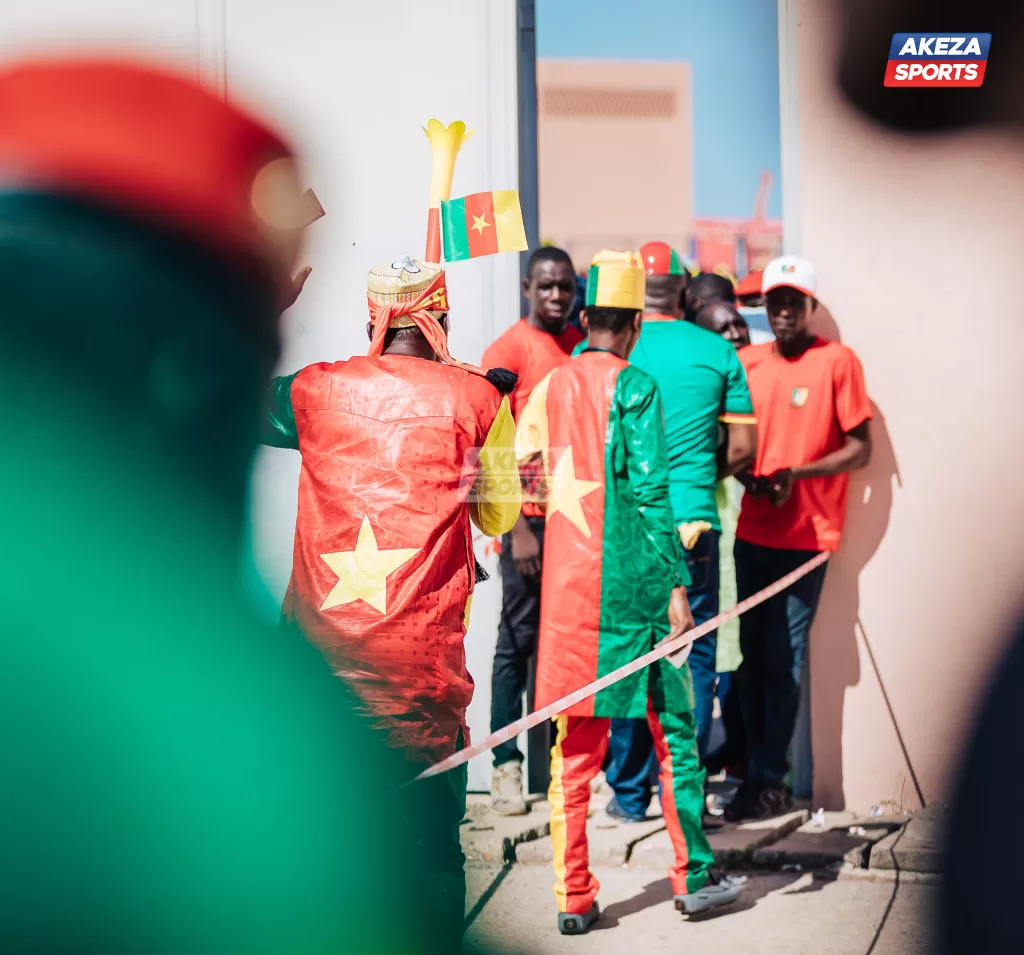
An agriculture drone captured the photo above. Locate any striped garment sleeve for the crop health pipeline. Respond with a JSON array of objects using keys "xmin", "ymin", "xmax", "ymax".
[
  {"xmin": 718, "ymin": 345, "xmax": 757, "ymax": 425},
  {"xmin": 260, "ymin": 372, "xmax": 300, "ymax": 449}
]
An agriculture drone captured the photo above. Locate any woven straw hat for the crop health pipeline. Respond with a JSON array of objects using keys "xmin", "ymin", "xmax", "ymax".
[{"xmin": 367, "ymin": 255, "xmax": 448, "ymax": 328}]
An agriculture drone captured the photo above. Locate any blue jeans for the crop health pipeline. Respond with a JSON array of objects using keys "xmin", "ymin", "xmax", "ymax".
[
  {"xmin": 733, "ymin": 539, "xmax": 828, "ymax": 788},
  {"xmin": 606, "ymin": 532, "xmax": 720, "ymax": 816},
  {"xmin": 706, "ymin": 668, "xmax": 746, "ymax": 777}
]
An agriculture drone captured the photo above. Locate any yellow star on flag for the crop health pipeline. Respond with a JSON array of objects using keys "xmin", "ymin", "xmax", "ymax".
[
  {"xmin": 320, "ymin": 516, "xmax": 419, "ymax": 613},
  {"xmin": 471, "ymin": 213, "xmax": 491, "ymax": 234},
  {"xmin": 548, "ymin": 446, "xmax": 601, "ymax": 537}
]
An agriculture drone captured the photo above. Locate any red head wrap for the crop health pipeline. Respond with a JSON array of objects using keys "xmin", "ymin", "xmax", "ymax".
[{"xmin": 366, "ymin": 267, "xmax": 487, "ymax": 379}]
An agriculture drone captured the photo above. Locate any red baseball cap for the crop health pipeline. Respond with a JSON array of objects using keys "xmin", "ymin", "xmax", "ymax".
[
  {"xmin": 735, "ymin": 270, "xmax": 763, "ymax": 297},
  {"xmin": 638, "ymin": 241, "xmax": 688, "ymax": 277}
]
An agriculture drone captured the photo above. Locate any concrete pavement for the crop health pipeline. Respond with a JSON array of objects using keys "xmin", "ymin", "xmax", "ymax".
[
  {"xmin": 459, "ymin": 784, "xmax": 941, "ymax": 951},
  {"xmin": 464, "ymin": 865, "xmax": 938, "ymax": 954},
  {"xmin": 461, "ymin": 790, "xmax": 918, "ymax": 873}
]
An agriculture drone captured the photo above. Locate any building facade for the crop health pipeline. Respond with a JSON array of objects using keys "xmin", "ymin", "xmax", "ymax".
[{"xmin": 537, "ymin": 58, "xmax": 693, "ymax": 270}]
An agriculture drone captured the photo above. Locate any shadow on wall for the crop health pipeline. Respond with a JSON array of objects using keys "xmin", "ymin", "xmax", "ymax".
[{"xmin": 807, "ymin": 303, "xmax": 901, "ymax": 810}]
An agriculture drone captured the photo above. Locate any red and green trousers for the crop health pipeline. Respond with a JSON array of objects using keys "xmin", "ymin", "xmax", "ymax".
[{"xmin": 548, "ymin": 695, "xmax": 714, "ymax": 914}]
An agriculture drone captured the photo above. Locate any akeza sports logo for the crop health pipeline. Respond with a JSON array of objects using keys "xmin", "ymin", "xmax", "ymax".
[{"xmin": 884, "ymin": 33, "xmax": 991, "ymax": 88}]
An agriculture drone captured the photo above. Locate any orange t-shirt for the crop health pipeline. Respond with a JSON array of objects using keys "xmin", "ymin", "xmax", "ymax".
[
  {"xmin": 482, "ymin": 318, "xmax": 583, "ymax": 517},
  {"xmin": 736, "ymin": 337, "xmax": 872, "ymax": 552},
  {"xmin": 482, "ymin": 318, "xmax": 584, "ymax": 419}
]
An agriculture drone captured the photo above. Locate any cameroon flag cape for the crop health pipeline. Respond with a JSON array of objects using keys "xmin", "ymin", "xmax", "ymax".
[
  {"xmin": 523, "ymin": 349, "xmax": 693, "ymax": 719},
  {"xmin": 267, "ymin": 355, "xmax": 514, "ymax": 764}
]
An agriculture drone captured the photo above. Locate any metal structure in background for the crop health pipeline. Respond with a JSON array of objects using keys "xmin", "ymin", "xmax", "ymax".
[
  {"xmin": 518, "ymin": 0, "xmax": 540, "ymax": 303},
  {"xmin": 517, "ymin": 0, "xmax": 551, "ymax": 796}
]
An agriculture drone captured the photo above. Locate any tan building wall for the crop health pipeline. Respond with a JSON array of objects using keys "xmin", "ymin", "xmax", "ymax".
[
  {"xmin": 788, "ymin": 0, "xmax": 1024, "ymax": 810},
  {"xmin": 537, "ymin": 58, "xmax": 692, "ymax": 269}
]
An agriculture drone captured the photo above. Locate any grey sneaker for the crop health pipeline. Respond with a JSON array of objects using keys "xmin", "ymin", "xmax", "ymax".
[
  {"xmin": 558, "ymin": 903, "xmax": 600, "ymax": 935},
  {"xmin": 675, "ymin": 871, "xmax": 746, "ymax": 915},
  {"xmin": 491, "ymin": 761, "xmax": 529, "ymax": 816}
]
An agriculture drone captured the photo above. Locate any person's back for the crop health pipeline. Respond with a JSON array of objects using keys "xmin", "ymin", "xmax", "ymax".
[
  {"xmin": 533, "ymin": 349, "xmax": 683, "ymax": 691},
  {"xmin": 263, "ymin": 255, "xmax": 519, "ymax": 950},
  {"xmin": 582, "ymin": 244, "xmax": 756, "ymax": 813},
  {"xmin": 516, "ymin": 252, "xmax": 745, "ymax": 934},
  {"xmin": 279, "ymin": 352, "xmax": 506, "ymax": 757},
  {"xmin": 0, "ymin": 59, "xmax": 445, "ymax": 955},
  {"xmin": 0, "ymin": 373, "xmax": 427, "ymax": 955},
  {"xmin": 631, "ymin": 319, "xmax": 754, "ymax": 529}
]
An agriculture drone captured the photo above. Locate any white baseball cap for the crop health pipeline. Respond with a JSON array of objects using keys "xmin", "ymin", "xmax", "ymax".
[{"xmin": 761, "ymin": 255, "xmax": 816, "ymax": 297}]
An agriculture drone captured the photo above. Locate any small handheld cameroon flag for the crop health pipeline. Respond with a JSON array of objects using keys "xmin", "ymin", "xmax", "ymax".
[{"xmin": 441, "ymin": 190, "xmax": 528, "ymax": 261}]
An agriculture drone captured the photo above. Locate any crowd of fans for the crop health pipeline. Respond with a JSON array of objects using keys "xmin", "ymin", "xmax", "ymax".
[
  {"xmin": 486, "ymin": 244, "xmax": 872, "ymax": 827},
  {"xmin": 0, "ymin": 54, "xmax": 875, "ymax": 948}
]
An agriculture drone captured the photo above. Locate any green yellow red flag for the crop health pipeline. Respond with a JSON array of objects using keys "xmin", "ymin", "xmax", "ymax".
[{"xmin": 441, "ymin": 190, "xmax": 528, "ymax": 261}]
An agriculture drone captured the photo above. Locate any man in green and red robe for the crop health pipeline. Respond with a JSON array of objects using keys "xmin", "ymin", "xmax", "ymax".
[{"xmin": 516, "ymin": 251, "xmax": 745, "ymax": 934}]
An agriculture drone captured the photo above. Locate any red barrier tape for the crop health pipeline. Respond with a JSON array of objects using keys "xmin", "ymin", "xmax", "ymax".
[{"xmin": 415, "ymin": 551, "xmax": 830, "ymax": 781}]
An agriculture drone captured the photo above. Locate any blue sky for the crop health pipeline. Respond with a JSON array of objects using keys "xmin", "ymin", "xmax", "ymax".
[{"xmin": 537, "ymin": 0, "xmax": 781, "ymax": 219}]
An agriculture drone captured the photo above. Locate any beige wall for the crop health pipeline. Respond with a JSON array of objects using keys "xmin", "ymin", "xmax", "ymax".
[
  {"xmin": 538, "ymin": 59, "xmax": 692, "ymax": 269},
  {"xmin": 790, "ymin": 0, "xmax": 1024, "ymax": 810}
]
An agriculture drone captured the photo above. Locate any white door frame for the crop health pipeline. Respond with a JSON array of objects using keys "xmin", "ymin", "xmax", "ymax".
[
  {"xmin": 195, "ymin": 0, "xmax": 227, "ymax": 96},
  {"xmin": 777, "ymin": 0, "xmax": 801, "ymax": 254}
]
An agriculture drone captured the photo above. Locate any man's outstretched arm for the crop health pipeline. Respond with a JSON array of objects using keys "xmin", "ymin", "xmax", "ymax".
[{"xmin": 260, "ymin": 372, "xmax": 300, "ymax": 450}]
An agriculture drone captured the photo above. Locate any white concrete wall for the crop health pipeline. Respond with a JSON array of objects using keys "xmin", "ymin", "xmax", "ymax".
[
  {"xmin": 229, "ymin": 0, "xmax": 522, "ymax": 792},
  {"xmin": 1, "ymin": 0, "xmax": 522, "ymax": 791},
  {"xmin": 0, "ymin": 2, "xmax": 198, "ymax": 63}
]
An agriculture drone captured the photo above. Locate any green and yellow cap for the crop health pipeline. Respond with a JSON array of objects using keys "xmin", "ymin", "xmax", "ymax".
[{"xmin": 585, "ymin": 249, "xmax": 646, "ymax": 310}]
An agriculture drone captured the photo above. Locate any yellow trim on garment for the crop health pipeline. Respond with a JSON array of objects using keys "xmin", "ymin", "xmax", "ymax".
[
  {"xmin": 514, "ymin": 370, "xmax": 554, "ymax": 510},
  {"xmin": 549, "ymin": 715, "xmax": 569, "ymax": 912},
  {"xmin": 718, "ymin": 413, "xmax": 757, "ymax": 425},
  {"xmin": 678, "ymin": 520, "xmax": 714, "ymax": 552},
  {"xmin": 469, "ymin": 395, "xmax": 521, "ymax": 537},
  {"xmin": 514, "ymin": 370, "xmax": 554, "ymax": 466}
]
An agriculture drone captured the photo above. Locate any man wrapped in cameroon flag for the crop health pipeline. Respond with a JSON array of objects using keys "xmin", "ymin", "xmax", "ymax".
[
  {"xmin": 262, "ymin": 256, "xmax": 521, "ymax": 946},
  {"xmin": 516, "ymin": 251, "xmax": 746, "ymax": 934}
]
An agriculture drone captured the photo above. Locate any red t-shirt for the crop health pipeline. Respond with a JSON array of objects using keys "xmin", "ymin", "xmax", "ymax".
[
  {"xmin": 737, "ymin": 337, "xmax": 872, "ymax": 552},
  {"xmin": 482, "ymin": 318, "xmax": 584, "ymax": 419},
  {"xmin": 482, "ymin": 318, "xmax": 583, "ymax": 517}
]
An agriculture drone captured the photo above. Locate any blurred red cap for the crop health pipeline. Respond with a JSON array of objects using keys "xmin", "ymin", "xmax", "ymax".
[
  {"xmin": 0, "ymin": 58, "xmax": 299, "ymax": 274},
  {"xmin": 735, "ymin": 270, "xmax": 764, "ymax": 297}
]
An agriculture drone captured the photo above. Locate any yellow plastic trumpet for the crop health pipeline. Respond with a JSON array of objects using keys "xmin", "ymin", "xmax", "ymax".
[{"xmin": 422, "ymin": 118, "xmax": 472, "ymax": 263}]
